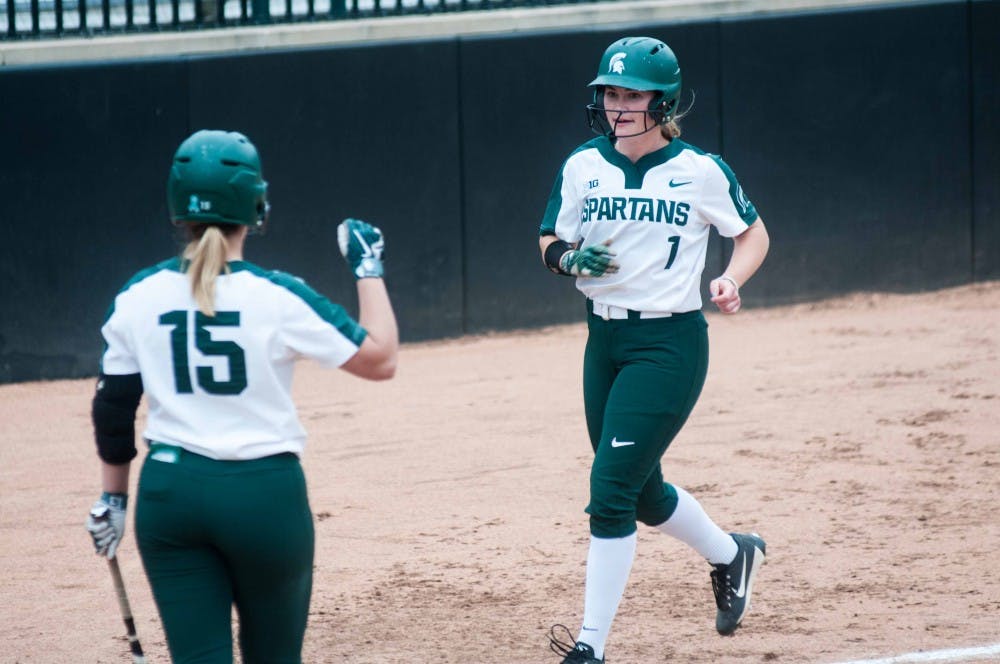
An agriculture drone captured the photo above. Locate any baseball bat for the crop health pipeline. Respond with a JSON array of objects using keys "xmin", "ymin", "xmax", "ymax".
[{"xmin": 107, "ymin": 557, "xmax": 147, "ymax": 663}]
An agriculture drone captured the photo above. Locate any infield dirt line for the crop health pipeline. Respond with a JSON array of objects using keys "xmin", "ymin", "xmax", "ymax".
[{"xmin": 829, "ymin": 642, "xmax": 1000, "ymax": 664}]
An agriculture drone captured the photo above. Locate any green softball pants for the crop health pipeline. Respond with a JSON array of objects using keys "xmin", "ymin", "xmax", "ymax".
[
  {"xmin": 582, "ymin": 304, "xmax": 709, "ymax": 539},
  {"xmin": 135, "ymin": 444, "xmax": 315, "ymax": 664}
]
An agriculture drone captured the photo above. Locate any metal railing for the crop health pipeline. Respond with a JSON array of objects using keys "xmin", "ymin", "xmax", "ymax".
[{"xmin": 2, "ymin": 0, "xmax": 594, "ymax": 40}]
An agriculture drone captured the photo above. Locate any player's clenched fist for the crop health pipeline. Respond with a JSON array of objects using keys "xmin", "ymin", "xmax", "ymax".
[
  {"xmin": 709, "ymin": 274, "xmax": 741, "ymax": 314},
  {"xmin": 338, "ymin": 218, "xmax": 385, "ymax": 279}
]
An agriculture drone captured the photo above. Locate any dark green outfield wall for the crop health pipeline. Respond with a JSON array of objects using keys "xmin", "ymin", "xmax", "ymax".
[{"xmin": 1, "ymin": 0, "xmax": 996, "ymax": 383}]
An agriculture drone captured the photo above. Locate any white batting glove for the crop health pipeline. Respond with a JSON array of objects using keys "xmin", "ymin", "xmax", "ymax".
[
  {"xmin": 86, "ymin": 492, "xmax": 128, "ymax": 559},
  {"xmin": 337, "ymin": 218, "xmax": 385, "ymax": 279}
]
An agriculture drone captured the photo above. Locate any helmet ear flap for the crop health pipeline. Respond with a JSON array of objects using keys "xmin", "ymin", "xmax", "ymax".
[
  {"xmin": 592, "ymin": 84, "xmax": 605, "ymax": 106},
  {"xmin": 648, "ymin": 92, "xmax": 678, "ymax": 125},
  {"xmin": 227, "ymin": 169, "xmax": 269, "ymax": 233},
  {"xmin": 254, "ymin": 200, "xmax": 271, "ymax": 235},
  {"xmin": 586, "ymin": 86, "xmax": 614, "ymax": 137}
]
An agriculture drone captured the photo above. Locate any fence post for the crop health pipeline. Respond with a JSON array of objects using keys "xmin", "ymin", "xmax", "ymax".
[{"xmin": 251, "ymin": 0, "xmax": 269, "ymax": 23}]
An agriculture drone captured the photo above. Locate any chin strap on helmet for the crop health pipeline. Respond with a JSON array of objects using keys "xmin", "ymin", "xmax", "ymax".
[{"xmin": 586, "ymin": 99, "xmax": 667, "ymax": 139}]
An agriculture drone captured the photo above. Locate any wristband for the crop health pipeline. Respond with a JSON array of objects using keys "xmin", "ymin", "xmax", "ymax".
[
  {"xmin": 101, "ymin": 492, "xmax": 128, "ymax": 509},
  {"xmin": 543, "ymin": 238, "xmax": 574, "ymax": 275},
  {"xmin": 718, "ymin": 275, "xmax": 740, "ymax": 290}
]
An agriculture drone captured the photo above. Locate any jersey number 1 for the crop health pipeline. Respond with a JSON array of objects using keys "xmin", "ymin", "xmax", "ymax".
[
  {"xmin": 664, "ymin": 236, "xmax": 680, "ymax": 269},
  {"xmin": 159, "ymin": 310, "xmax": 248, "ymax": 395}
]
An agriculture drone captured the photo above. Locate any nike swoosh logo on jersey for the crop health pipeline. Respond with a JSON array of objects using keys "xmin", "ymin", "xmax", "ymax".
[
  {"xmin": 669, "ymin": 178, "xmax": 692, "ymax": 188},
  {"xmin": 733, "ymin": 552, "xmax": 748, "ymax": 598},
  {"xmin": 610, "ymin": 437, "xmax": 635, "ymax": 447}
]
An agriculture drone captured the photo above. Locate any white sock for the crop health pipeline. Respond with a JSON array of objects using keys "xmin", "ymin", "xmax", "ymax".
[
  {"xmin": 577, "ymin": 532, "xmax": 637, "ymax": 659},
  {"xmin": 655, "ymin": 485, "xmax": 738, "ymax": 565}
]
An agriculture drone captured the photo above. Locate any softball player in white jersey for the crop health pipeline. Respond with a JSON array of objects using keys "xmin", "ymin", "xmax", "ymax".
[
  {"xmin": 540, "ymin": 37, "xmax": 771, "ymax": 663},
  {"xmin": 85, "ymin": 129, "xmax": 398, "ymax": 663}
]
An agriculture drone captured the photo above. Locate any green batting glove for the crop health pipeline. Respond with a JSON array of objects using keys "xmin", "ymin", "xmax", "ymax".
[
  {"xmin": 337, "ymin": 218, "xmax": 385, "ymax": 279},
  {"xmin": 560, "ymin": 243, "xmax": 619, "ymax": 277}
]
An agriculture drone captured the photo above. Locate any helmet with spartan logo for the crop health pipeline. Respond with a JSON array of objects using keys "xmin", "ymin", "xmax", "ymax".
[{"xmin": 587, "ymin": 37, "xmax": 682, "ymax": 132}]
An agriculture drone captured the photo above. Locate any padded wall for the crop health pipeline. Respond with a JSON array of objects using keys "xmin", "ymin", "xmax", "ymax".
[
  {"xmin": 0, "ymin": 60, "xmax": 188, "ymax": 382},
  {"xmin": 184, "ymin": 40, "xmax": 464, "ymax": 342},
  {"xmin": 972, "ymin": 0, "xmax": 1000, "ymax": 279},
  {"xmin": 719, "ymin": 1, "xmax": 973, "ymax": 303}
]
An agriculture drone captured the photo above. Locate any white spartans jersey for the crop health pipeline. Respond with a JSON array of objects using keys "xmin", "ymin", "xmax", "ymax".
[
  {"xmin": 99, "ymin": 258, "xmax": 366, "ymax": 461},
  {"xmin": 540, "ymin": 136, "xmax": 759, "ymax": 313}
]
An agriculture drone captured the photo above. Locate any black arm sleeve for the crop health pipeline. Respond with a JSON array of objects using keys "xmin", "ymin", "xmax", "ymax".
[
  {"xmin": 543, "ymin": 238, "xmax": 575, "ymax": 276},
  {"xmin": 92, "ymin": 372, "xmax": 143, "ymax": 464}
]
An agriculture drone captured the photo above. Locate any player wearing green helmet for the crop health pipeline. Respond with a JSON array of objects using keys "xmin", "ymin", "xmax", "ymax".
[
  {"xmin": 86, "ymin": 129, "xmax": 399, "ymax": 663},
  {"xmin": 586, "ymin": 36, "xmax": 683, "ymax": 138},
  {"xmin": 541, "ymin": 37, "xmax": 771, "ymax": 662},
  {"xmin": 167, "ymin": 129, "xmax": 270, "ymax": 231}
]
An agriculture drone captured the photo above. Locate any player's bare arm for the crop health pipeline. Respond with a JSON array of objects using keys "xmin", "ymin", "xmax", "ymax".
[
  {"xmin": 343, "ymin": 277, "xmax": 398, "ymax": 380},
  {"xmin": 710, "ymin": 218, "xmax": 770, "ymax": 315},
  {"xmin": 339, "ymin": 218, "xmax": 399, "ymax": 381},
  {"xmin": 100, "ymin": 461, "xmax": 130, "ymax": 494},
  {"xmin": 539, "ymin": 233, "xmax": 567, "ymax": 258}
]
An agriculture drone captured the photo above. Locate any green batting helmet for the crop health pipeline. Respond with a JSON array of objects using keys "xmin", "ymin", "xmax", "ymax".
[
  {"xmin": 167, "ymin": 130, "xmax": 269, "ymax": 232},
  {"xmin": 588, "ymin": 36, "xmax": 682, "ymax": 123}
]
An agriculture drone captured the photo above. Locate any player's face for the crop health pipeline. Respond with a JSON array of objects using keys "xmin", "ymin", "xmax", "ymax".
[{"xmin": 603, "ymin": 86, "xmax": 656, "ymax": 136}]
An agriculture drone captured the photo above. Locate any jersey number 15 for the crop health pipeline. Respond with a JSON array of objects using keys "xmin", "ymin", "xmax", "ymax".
[{"xmin": 159, "ymin": 310, "xmax": 248, "ymax": 395}]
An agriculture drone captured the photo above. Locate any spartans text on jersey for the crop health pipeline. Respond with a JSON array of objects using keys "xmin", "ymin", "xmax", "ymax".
[{"xmin": 582, "ymin": 196, "xmax": 690, "ymax": 225}]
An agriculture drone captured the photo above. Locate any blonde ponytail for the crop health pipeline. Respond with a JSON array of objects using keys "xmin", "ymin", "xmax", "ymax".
[
  {"xmin": 661, "ymin": 93, "xmax": 692, "ymax": 140},
  {"xmin": 661, "ymin": 119, "xmax": 682, "ymax": 140},
  {"xmin": 182, "ymin": 226, "xmax": 229, "ymax": 316}
]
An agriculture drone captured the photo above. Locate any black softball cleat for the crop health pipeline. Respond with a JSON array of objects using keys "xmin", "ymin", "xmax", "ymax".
[{"xmin": 710, "ymin": 532, "xmax": 766, "ymax": 635}]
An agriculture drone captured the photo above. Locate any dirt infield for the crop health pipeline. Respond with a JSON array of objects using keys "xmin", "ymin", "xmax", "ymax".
[{"xmin": 2, "ymin": 282, "xmax": 999, "ymax": 663}]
